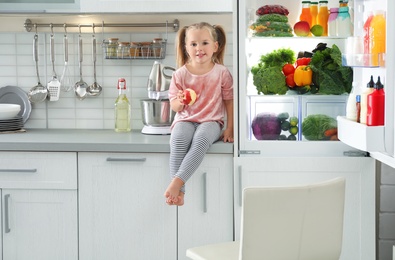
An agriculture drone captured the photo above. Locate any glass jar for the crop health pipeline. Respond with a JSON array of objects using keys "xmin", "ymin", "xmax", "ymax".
[
  {"xmin": 130, "ymin": 42, "xmax": 141, "ymax": 58},
  {"xmin": 152, "ymin": 38, "xmax": 163, "ymax": 58},
  {"xmin": 140, "ymin": 42, "xmax": 152, "ymax": 58},
  {"xmin": 117, "ymin": 42, "xmax": 130, "ymax": 58},
  {"xmin": 106, "ymin": 38, "xmax": 118, "ymax": 58}
]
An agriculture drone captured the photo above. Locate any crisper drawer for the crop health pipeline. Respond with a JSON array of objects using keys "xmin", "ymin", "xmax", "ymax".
[{"xmin": 0, "ymin": 152, "xmax": 77, "ymax": 189}]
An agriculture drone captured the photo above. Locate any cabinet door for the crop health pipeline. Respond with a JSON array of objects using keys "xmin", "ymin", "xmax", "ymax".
[
  {"xmin": 178, "ymin": 154, "xmax": 233, "ymax": 260},
  {"xmin": 78, "ymin": 152, "xmax": 177, "ymax": 260},
  {"xmin": 2, "ymin": 190, "xmax": 78, "ymax": 260},
  {"xmin": 80, "ymin": 0, "xmax": 232, "ymax": 13},
  {"xmin": 234, "ymin": 156, "xmax": 376, "ymax": 260}
]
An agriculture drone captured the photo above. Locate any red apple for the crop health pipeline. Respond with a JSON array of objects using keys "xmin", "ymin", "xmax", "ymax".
[
  {"xmin": 183, "ymin": 88, "xmax": 197, "ymax": 105},
  {"xmin": 293, "ymin": 21, "xmax": 310, "ymax": 37}
]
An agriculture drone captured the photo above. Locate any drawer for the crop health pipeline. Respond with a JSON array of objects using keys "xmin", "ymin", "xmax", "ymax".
[{"xmin": 0, "ymin": 152, "xmax": 77, "ymax": 189}]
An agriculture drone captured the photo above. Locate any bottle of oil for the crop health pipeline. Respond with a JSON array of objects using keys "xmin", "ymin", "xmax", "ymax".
[{"xmin": 115, "ymin": 78, "xmax": 131, "ymax": 132}]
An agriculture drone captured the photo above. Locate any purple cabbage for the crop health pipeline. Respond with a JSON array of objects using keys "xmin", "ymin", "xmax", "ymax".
[{"xmin": 251, "ymin": 112, "xmax": 282, "ymax": 140}]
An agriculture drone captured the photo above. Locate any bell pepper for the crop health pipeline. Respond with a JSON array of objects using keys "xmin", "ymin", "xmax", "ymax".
[
  {"xmin": 295, "ymin": 57, "xmax": 311, "ymax": 67},
  {"xmin": 293, "ymin": 65, "xmax": 313, "ymax": 87}
]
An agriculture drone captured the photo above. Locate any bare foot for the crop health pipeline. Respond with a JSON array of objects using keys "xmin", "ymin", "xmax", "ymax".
[{"xmin": 164, "ymin": 177, "xmax": 184, "ymax": 205}]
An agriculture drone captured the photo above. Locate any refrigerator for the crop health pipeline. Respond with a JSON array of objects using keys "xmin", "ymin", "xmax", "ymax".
[{"xmin": 232, "ymin": 0, "xmax": 392, "ymax": 259}]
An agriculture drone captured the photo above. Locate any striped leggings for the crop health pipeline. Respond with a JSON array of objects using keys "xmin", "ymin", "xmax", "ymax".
[{"xmin": 169, "ymin": 121, "xmax": 221, "ymax": 193}]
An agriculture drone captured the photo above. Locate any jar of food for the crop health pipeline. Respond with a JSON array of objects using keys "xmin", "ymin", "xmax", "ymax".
[
  {"xmin": 152, "ymin": 38, "xmax": 163, "ymax": 58},
  {"xmin": 106, "ymin": 38, "xmax": 119, "ymax": 58},
  {"xmin": 130, "ymin": 42, "xmax": 141, "ymax": 58},
  {"xmin": 117, "ymin": 42, "xmax": 130, "ymax": 58},
  {"xmin": 140, "ymin": 42, "xmax": 152, "ymax": 58}
]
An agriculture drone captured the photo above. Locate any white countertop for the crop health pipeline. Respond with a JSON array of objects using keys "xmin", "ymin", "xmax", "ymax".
[{"xmin": 0, "ymin": 129, "xmax": 233, "ymax": 154}]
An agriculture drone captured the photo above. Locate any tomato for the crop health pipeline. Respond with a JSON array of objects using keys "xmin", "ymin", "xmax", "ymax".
[
  {"xmin": 286, "ymin": 73, "xmax": 296, "ymax": 88},
  {"xmin": 282, "ymin": 63, "xmax": 295, "ymax": 76}
]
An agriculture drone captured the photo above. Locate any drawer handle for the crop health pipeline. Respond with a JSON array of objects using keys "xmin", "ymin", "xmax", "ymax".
[
  {"xmin": 4, "ymin": 194, "xmax": 10, "ymax": 233},
  {"xmin": 106, "ymin": 157, "xmax": 147, "ymax": 162},
  {"xmin": 0, "ymin": 169, "xmax": 37, "ymax": 173}
]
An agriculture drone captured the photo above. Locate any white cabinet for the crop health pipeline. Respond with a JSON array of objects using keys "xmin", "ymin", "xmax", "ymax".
[
  {"xmin": 234, "ymin": 156, "xmax": 376, "ymax": 260},
  {"xmin": 80, "ymin": 0, "xmax": 232, "ymax": 13},
  {"xmin": 0, "ymin": 0, "xmax": 79, "ymax": 13},
  {"xmin": 78, "ymin": 152, "xmax": 177, "ymax": 260},
  {"xmin": 178, "ymin": 154, "xmax": 233, "ymax": 260},
  {"xmin": 0, "ymin": 152, "xmax": 78, "ymax": 260}
]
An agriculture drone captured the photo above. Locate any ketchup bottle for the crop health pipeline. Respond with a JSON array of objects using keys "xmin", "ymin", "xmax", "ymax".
[{"xmin": 366, "ymin": 76, "xmax": 385, "ymax": 126}]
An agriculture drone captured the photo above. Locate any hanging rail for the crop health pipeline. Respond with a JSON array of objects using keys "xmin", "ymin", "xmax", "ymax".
[{"xmin": 24, "ymin": 18, "xmax": 180, "ymax": 32}]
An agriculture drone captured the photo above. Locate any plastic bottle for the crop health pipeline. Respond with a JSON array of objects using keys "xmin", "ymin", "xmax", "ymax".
[
  {"xmin": 317, "ymin": 1, "xmax": 329, "ymax": 36},
  {"xmin": 369, "ymin": 11, "xmax": 386, "ymax": 67},
  {"xmin": 328, "ymin": 8, "xmax": 339, "ymax": 37},
  {"xmin": 363, "ymin": 13, "xmax": 374, "ymax": 66},
  {"xmin": 336, "ymin": 6, "xmax": 352, "ymax": 37},
  {"xmin": 346, "ymin": 82, "xmax": 358, "ymax": 121},
  {"xmin": 115, "ymin": 78, "xmax": 131, "ymax": 132},
  {"xmin": 300, "ymin": 1, "xmax": 313, "ymax": 29},
  {"xmin": 339, "ymin": 0, "xmax": 348, "ymax": 7},
  {"xmin": 360, "ymin": 75, "xmax": 375, "ymax": 124},
  {"xmin": 310, "ymin": 2, "xmax": 318, "ymax": 26},
  {"xmin": 367, "ymin": 76, "xmax": 385, "ymax": 126},
  {"xmin": 356, "ymin": 95, "xmax": 361, "ymax": 123}
]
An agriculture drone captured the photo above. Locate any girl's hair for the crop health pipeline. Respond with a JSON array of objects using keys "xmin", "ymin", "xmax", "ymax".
[{"xmin": 175, "ymin": 22, "xmax": 227, "ymax": 68}]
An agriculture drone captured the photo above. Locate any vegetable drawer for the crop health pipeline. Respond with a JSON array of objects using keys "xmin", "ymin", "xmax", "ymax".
[{"xmin": 0, "ymin": 152, "xmax": 77, "ymax": 189}]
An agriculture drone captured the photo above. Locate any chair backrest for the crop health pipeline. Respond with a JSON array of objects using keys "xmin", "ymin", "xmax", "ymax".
[{"xmin": 239, "ymin": 177, "xmax": 346, "ymax": 260}]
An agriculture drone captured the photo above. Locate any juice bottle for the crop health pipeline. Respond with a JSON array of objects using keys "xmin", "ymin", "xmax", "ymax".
[
  {"xmin": 369, "ymin": 11, "xmax": 386, "ymax": 67},
  {"xmin": 367, "ymin": 76, "xmax": 385, "ymax": 126},
  {"xmin": 339, "ymin": 0, "xmax": 348, "ymax": 7},
  {"xmin": 115, "ymin": 78, "xmax": 131, "ymax": 132},
  {"xmin": 317, "ymin": 1, "xmax": 329, "ymax": 36},
  {"xmin": 336, "ymin": 6, "xmax": 352, "ymax": 37},
  {"xmin": 300, "ymin": 1, "xmax": 312, "ymax": 29},
  {"xmin": 328, "ymin": 8, "xmax": 339, "ymax": 37},
  {"xmin": 363, "ymin": 13, "xmax": 374, "ymax": 66},
  {"xmin": 310, "ymin": 2, "xmax": 318, "ymax": 26},
  {"xmin": 360, "ymin": 75, "xmax": 375, "ymax": 124}
]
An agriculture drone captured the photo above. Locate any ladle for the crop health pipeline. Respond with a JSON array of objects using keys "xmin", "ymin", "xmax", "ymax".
[
  {"xmin": 74, "ymin": 26, "xmax": 89, "ymax": 100},
  {"xmin": 87, "ymin": 24, "xmax": 102, "ymax": 96},
  {"xmin": 28, "ymin": 29, "xmax": 48, "ymax": 103}
]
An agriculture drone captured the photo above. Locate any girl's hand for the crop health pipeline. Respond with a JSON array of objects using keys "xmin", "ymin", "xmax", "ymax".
[
  {"xmin": 176, "ymin": 90, "xmax": 185, "ymax": 104},
  {"xmin": 221, "ymin": 128, "xmax": 234, "ymax": 143}
]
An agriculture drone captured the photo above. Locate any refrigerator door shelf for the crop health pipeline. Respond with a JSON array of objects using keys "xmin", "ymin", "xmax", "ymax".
[{"xmin": 337, "ymin": 116, "xmax": 385, "ymax": 152}]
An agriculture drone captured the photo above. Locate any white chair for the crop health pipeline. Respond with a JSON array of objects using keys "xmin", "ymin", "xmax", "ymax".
[{"xmin": 186, "ymin": 177, "xmax": 346, "ymax": 260}]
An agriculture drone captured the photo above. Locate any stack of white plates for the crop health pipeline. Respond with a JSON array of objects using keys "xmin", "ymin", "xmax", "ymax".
[{"xmin": 0, "ymin": 116, "xmax": 24, "ymax": 132}]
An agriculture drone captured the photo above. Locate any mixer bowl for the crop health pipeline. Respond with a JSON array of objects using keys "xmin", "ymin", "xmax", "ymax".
[{"xmin": 141, "ymin": 99, "xmax": 175, "ymax": 126}]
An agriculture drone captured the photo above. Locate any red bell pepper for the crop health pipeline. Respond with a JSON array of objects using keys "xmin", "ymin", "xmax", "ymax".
[{"xmin": 295, "ymin": 57, "xmax": 311, "ymax": 67}]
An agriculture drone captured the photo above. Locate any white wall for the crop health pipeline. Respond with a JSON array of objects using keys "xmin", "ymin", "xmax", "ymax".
[{"xmin": 0, "ymin": 13, "xmax": 233, "ymax": 130}]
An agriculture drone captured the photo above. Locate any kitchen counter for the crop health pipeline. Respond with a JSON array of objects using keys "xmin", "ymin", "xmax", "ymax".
[{"xmin": 0, "ymin": 129, "xmax": 233, "ymax": 154}]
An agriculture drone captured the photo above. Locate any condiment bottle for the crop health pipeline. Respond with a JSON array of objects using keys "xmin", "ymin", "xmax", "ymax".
[
  {"xmin": 346, "ymin": 82, "xmax": 358, "ymax": 121},
  {"xmin": 369, "ymin": 11, "xmax": 386, "ymax": 66},
  {"xmin": 300, "ymin": 1, "xmax": 312, "ymax": 29},
  {"xmin": 360, "ymin": 75, "xmax": 375, "ymax": 124},
  {"xmin": 310, "ymin": 2, "xmax": 318, "ymax": 26},
  {"xmin": 356, "ymin": 95, "xmax": 361, "ymax": 123},
  {"xmin": 317, "ymin": 0, "xmax": 329, "ymax": 36},
  {"xmin": 328, "ymin": 8, "xmax": 338, "ymax": 37},
  {"xmin": 115, "ymin": 78, "xmax": 131, "ymax": 132},
  {"xmin": 336, "ymin": 6, "xmax": 352, "ymax": 37},
  {"xmin": 367, "ymin": 76, "xmax": 385, "ymax": 126}
]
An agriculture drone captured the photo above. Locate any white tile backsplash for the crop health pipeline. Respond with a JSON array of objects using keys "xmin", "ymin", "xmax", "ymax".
[{"xmin": 0, "ymin": 31, "xmax": 234, "ymax": 130}]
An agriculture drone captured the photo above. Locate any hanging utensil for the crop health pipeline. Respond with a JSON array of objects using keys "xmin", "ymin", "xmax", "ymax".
[
  {"xmin": 87, "ymin": 24, "xmax": 102, "ymax": 96},
  {"xmin": 60, "ymin": 24, "xmax": 73, "ymax": 92},
  {"xmin": 74, "ymin": 25, "xmax": 89, "ymax": 100},
  {"xmin": 28, "ymin": 26, "xmax": 48, "ymax": 104},
  {"xmin": 47, "ymin": 24, "xmax": 61, "ymax": 101}
]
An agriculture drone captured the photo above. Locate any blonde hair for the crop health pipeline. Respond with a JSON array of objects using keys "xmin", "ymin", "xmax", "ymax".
[{"xmin": 175, "ymin": 22, "xmax": 227, "ymax": 68}]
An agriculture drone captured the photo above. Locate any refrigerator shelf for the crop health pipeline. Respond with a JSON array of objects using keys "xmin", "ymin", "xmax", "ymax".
[
  {"xmin": 337, "ymin": 116, "xmax": 385, "ymax": 152},
  {"xmin": 342, "ymin": 53, "xmax": 385, "ymax": 68}
]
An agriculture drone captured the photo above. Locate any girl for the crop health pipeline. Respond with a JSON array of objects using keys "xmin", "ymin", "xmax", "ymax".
[{"xmin": 164, "ymin": 22, "xmax": 234, "ymax": 206}]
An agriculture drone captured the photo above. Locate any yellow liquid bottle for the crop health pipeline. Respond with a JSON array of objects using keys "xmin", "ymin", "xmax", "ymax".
[
  {"xmin": 115, "ymin": 78, "xmax": 131, "ymax": 132},
  {"xmin": 317, "ymin": 0, "xmax": 329, "ymax": 36},
  {"xmin": 370, "ymin": 11, "xmax": 386, "ymax": 67},
  {"xmin": 310, "ymin": 1, "xmax": 318, "ymax": 26}
]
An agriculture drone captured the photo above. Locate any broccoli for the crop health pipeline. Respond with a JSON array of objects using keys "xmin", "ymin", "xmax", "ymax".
[{"xmin": 253, "ymin": 66, "xmax": 288, "ymax": 95}]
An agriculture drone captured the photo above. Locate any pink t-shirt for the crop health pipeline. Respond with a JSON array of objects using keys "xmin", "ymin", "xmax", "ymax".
[{"xmin": 168, "ymin": 63, "xmax": 233, "ymax": 128}]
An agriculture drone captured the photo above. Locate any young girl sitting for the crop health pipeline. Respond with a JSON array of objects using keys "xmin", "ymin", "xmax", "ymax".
[{"xmin": 164, "ymin": 22, "xmax": 234, "ymax": 206}]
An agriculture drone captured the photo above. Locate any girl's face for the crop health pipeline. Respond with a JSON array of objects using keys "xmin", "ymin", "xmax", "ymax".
[{"xmin": 185, "ymin": 28, "xmax": 218, "ymax": 65}]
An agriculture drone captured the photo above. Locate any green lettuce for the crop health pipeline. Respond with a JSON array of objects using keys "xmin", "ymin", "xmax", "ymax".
[{"xmin": 309, "ymin": 44, "xmax": 353, "ymax": 95}]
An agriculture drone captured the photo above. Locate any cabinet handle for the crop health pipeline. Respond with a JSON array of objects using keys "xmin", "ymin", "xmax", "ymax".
[
  {"xmin": 0, "ymin": 169, "xmax": 37, "ymax": 173},
  {"xmin": 203, "ymin": 172, "xmax": 207, "ymax": 213},
  {"xmin": 106, "ymin": 157, "xmax": 147, "ymax": 162},
  {"xmin": 4, "ymin": 194, "xmax": 10, "ymax": 233},
  {"xmin": 238, "ymin": 165, "xmax": 243, "ymax": 207}
]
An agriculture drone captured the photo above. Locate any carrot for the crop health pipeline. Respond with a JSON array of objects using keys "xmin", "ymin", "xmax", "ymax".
[
  {"xmin": 324, "ymin": 128, "xmax": 338, "ymax": 137},
  {"xmin": 330, "ymin": 134, "xmax": 339, "ymax": 141}
]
